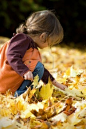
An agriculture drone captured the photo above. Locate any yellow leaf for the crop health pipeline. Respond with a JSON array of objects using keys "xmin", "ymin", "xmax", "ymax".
[
  {"xmin": 30, "ymin": 119, "xmax": 49, "ymax": 129},
  {"xmin": 61, "ymin": 123, "xmax": 76, "ymax": 129},
  {"xmin": 20, "ymin": 110, "xmax": 35, "ymax": 119},
  {"xmin": 64, "ymin": 66, "xmax": 83, "ymax": 78},
  {"xmin": 67, "ymin": 113, "xmax": 81, "ymax": 125},
  {"xmin": 32, "ymin": 74, "xmax": 39, "ymax": 88},
  {"xmin": 61, "ymin": 87, "xmax": 86, "ymax": 99},
  {"xmin": 27, "ymin": 88, "xmax": 36, "ymax": 102},
  {"xmin": 82, "ymin": 88, "xmax": 86, "ymax": 95},
  {"xmin": 20, "ymin": 102, "xmax": 44, "ymax": 118},
  {"xmin": 39, "ymin": 78, "xmax": 53, "ymax": 100},
  {"xmin": 50, "ymin": 112, "xmax": 67, "ymax": 122},
  {"xmin": 0, "ymin": 117, "xmax": 16, "ymax": 128}
]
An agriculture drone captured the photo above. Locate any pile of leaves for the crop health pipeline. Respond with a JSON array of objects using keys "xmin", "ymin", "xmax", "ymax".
[{"xmin": 0, "ymin": 44, "xmax": 86, "ymax": 129}]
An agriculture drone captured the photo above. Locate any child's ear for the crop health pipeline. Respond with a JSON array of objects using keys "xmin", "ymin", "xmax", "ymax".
[{"xmin": 40, "ymin": 32, "xmax": 47, "ymax": 43}]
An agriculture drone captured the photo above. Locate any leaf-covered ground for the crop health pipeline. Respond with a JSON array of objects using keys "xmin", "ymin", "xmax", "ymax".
[{"xmin": 0, "ymin": 41, "xmax": 86, "ymax": 129}]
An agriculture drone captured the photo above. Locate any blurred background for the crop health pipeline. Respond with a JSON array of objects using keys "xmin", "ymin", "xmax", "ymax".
[{"xmin": 0, "ymin": 0, "xmax": 86, "ymax": 45}]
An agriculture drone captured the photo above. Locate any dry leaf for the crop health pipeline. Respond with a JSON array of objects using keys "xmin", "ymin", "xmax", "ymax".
[{"xmin": 39, "ymin": 78, "xmax": 53, "ymax": 100}]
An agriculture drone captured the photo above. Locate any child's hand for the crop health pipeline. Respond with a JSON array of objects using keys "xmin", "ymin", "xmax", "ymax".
[
  {"xmin": 24, "ymin": 71, "xmax": 33, "ymax": 81},
  {"xmin": 52, "ymin": 80, "xmax": 67, "ymax": 90},
  {"xmin": 58, "ymin": 84, "xmax": 67, "ymax": 90}
]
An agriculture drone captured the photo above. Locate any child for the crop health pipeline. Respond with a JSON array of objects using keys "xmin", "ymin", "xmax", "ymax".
[{"xmin": 0, "ymin": 10, "xmax": 67, "ymax": 96}]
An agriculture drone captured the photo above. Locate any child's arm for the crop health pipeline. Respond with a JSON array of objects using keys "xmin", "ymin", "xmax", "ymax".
[
  {"xmin": 52, "ymin": 79, "xmax": 67, "ymax": 90},
  {"xmin": 42, "ymin": 68, "xmax": 67, "ymax": 90}
]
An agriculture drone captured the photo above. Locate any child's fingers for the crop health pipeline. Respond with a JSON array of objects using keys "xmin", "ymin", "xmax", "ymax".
[
  {"xmin": 24, "ymin": 75, "xmax": 28, "ymax": 80},
  {"xmin": 24, "ymin": 75, "xmax": 33, "ymax": 81},
  {"xmin": 29, "ymin": 74, "xmax": 33, "ymax": 81},
  {"xmin": 24, "ymin": 71, "xmax": 33, "ymax": 81}
]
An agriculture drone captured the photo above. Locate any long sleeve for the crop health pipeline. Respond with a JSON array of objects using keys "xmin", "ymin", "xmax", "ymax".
[
  {"xmin": 41, "ymin": 68, "xmax": 55, "ymax": 84},
  {"xmin": 7, "ymin": 33, "xmax": 33, "ymax": 77}
]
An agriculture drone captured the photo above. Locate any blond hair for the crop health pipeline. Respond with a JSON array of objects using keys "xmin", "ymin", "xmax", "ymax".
[{"xmin": 16, "ymin": 10, "xmax": 64, "ymax": 46}]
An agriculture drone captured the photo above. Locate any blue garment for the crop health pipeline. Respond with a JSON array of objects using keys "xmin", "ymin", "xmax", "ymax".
[{"xmin": 14, "ymin": 62, "xmax": 44, "ymax": 97}]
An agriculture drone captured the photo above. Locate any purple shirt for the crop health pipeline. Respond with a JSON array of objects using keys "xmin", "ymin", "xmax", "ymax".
[{"xmin": 7, "ymin": 33, "xmax": 54, "ymax": 84}]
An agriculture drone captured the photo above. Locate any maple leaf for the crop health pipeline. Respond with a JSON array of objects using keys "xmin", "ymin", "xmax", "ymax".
[
  {"xmin": 50, "ymin": 112, "xmax": 67, "ymax": 122},
  {"xmin": 78, "ymin": 107, "xmax": 86, "ymax": 118},
  {"xmin": 20, "ymin": 102, "xmax": 44, "ymax": 119},
  {"xmin": 67, "ymin": 113, "xmax": 82, "ymax": 126},
  {"xmin": 20, "ymin": 110, "xmax": 36, "ymax": 119},
  {"xmin": 39, "ymin": 78, "xmax": 53, "ymax": 100},
  {"xmin": 0, "ymin": 117, "xmax": 16, "ymax": 128},
  {"xmin": 61, "ymin": 87, "xmax": 86, "ymax": 99},
  {"xmin": 32, "ymin": 74, "xmax": 39, "ymax": 88},
  {"xmin": 63, "ymin": 66, "xmax": 83, "ymax": 78},
  {"xmin": 29, "ymin": 118, "xmax": 49, "ymax": 129},
  {"xmin": 61, "ymin": 123, "xmax": 76, "ymax": 129}
]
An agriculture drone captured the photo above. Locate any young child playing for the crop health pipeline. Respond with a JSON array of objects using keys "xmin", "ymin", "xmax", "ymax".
[{"xmin": 0, "ymin": 10, "xmax": 67, "ymax": 97}]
